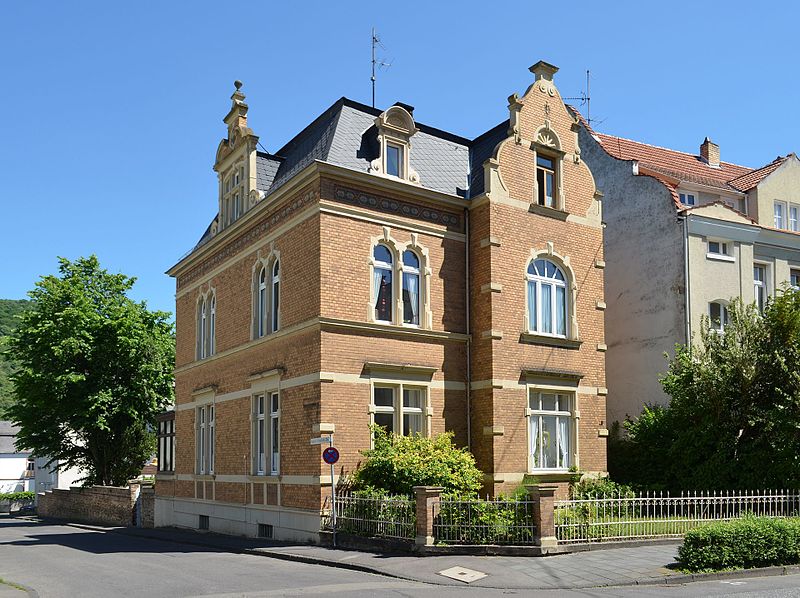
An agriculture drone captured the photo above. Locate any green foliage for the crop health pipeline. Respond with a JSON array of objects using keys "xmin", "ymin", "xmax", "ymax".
[
  {"xmin": 6, "ymin": 256, "xmax": 174, "ymax": 487},
  {"xmin": 436, "ymin": 491, "xmax": 534, "ymax": 545},
  {"xmin": 350, "ymin": 426, "xmax": 483, "ymax": 496},
  {"xmin": 0, "ymin": 299, "xmax": 31, "ymax": 417},
  {"xmin": 0, "ymin": 491, "xmax": 35, "ymax": 502},
  {"xmin": 612, "ymin": 290, "xmax": 800, "ymax": 490},
  {"xmin": 337, "ymin": 489, "xmax": 416, "ymax": 539},
  {"xmin": 678, "ymin": 515, "xmax": 800, "ymax": 572},
  {"xmin": 571, "ymin": 477, "xmax": 634, "ymax": 500}
]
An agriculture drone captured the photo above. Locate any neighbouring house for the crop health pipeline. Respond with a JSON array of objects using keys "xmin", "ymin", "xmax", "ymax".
[
  {"xmin": 157, "ymin": 61, "xmax": 607, "ymax": 541},
  {"xmin": 0, "ymin": 421, "xmax": 33, "ymax": 493},
  {"xmin": 577, "ymin": 115, "xmax": 800, "ymax": 424},
  {"xmin": 33, "ymin": 457, "xmax": 85, "ymax": 496}
]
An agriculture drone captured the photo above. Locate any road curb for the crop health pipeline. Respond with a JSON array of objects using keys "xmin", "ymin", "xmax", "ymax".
[{"xmin": 29, "ymin": 518, "xmax": 800, "ymax": 591}]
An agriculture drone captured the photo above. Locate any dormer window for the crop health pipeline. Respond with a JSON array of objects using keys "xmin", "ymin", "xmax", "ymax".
[
  {"xmin": 679, "ymin": 193, "xmax": 696, "ymax": 206},
  {"xmin": 386, "ymin": 143, "xmax": 403, "ymax": 178},
  {"xmin": 369, "ymin": 105, "xmax": 420, "ymax": 184},
  {"xmin": 536, "ymin": 155, "xmax": 556, "ymax": 207}
]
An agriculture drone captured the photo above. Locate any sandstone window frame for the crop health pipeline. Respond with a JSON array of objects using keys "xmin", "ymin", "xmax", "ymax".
[
  {"xmin": 523, "ymin": 246, "xmax": 579, "ymax": 343},
  {"xmin": 526, "ymin": 389, "xmax": 576, "ymax": 473},
  {"xmin": 365, "ymin": 362, "xmax": 435, "ymax": 445},
  {"xmin": 220, "ymin": 161, "xmax": 247, "ymax": 231},
  {"xmin": 368, "ymin": 228, "xmax": 432, "ymax": 329},
  {"xmin": 251, "ymin": 249, "xmax": 281, "ymax": 339},
  {"xmin": 368, "ymin": 105, "xmax": 420, "ymax": 185},
  {"xmin": 195, "ymin": 287, "xmax": 217, "ymax": 360},
  {"xmin": 249, "ymin": 370, "xmax": 281, "ymax": 477},
  {"xmin": 196, "ymin": 402, "xmax": 215, "ymax": 475},
  {"xmin": 531, "ymin": 124, "xmax": 566, "ymax": 212}
]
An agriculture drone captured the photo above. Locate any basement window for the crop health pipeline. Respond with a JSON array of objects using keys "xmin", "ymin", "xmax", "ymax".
[
  {"xmin": 199, "ymin": 515, "xmax": 209, "ymax": 530},
  {"xmin": 258, "ymin": 523, "xmax": 273, "ymax": 538}
]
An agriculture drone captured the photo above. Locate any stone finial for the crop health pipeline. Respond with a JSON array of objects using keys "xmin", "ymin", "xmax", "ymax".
[{"xmin": 530, "ymin": 61, "xmax": 559, "ymax": 82}]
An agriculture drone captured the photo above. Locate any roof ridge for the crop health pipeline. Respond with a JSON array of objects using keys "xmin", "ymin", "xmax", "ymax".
[
  {"xmin": 727, "ymin": 155, "xmax": 788, "ymax": 183},
  {"xmin": 597, "ymin": 132, "xmax": 752, "ymax": 170}
]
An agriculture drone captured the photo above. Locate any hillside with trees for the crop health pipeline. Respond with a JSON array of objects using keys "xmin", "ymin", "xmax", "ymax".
[{"xmin": 0, "ymin": 299, "xmax": 31, "ymax": 417}]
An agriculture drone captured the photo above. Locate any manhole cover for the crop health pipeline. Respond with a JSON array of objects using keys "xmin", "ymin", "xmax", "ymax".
[{"xmin": 438, "ymin": 566, "xmax": 488, "ymax": 584}]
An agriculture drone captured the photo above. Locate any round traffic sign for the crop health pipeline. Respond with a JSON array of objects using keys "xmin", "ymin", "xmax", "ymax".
[{"xmin": 322, "ymin": 446, "xmax": 340, "ymax": 465}]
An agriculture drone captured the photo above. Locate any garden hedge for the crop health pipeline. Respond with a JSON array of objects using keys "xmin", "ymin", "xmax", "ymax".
[{"xmin": 678, "ymin": 515, "xmax": 800, "ymax": 572}]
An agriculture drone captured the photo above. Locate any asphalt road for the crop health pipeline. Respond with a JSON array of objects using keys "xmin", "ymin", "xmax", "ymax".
[{"xmin": 2, "ymin": 517, "xmax": 800, "ymax": 597}]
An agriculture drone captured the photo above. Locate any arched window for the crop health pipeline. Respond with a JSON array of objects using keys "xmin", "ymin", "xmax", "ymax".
[
  {"xmin": 271, "ymin": 260, "xmax": 280, "ymax": 332},
  {"xmin": 373, "ymin": 245, "xmax": 393, "ymax": 323},
  {"xmin": 402, "ymin": 250, "xmax": 420, "ymax": 325},
  {"xmin": 257, "ymin": 266, "xmax": 267, "ymax": 337},
  {"xmin": 199, "ymin": 298, "xmax": 207, "ymax": 358},
  {"xmin": 209, "ymin": 293, "xmax": 216, "ymax": 356},
  {"xmin": 527, "ymin": 259, "xmax": 567, "ymax": 337}
]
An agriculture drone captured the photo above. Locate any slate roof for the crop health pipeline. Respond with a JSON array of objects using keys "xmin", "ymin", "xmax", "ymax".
[
  {"xmin": 0, "ymin": 421, "xmax": 28, "ymax": 455},
  {"xmin": 193, "ymin": 97, "xmax": 510, "ymax": 250}
]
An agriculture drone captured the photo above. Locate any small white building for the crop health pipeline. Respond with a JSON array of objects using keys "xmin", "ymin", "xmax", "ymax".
[
  {"xmin": 34, "ymin": 457, "xmax": 85, "ymax": 494},
  {"xmin": 0, "ymin": 421, "xmax": 33, "ymax": 493}
]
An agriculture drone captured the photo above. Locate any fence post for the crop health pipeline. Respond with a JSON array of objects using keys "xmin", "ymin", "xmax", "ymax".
[
  {"xmin": 413, "ymin": 486, "xmax": 442, "ymax": 546},
  {"xmin": 526, "ymin": 484, "xmax": 558, "ymax": 548}
]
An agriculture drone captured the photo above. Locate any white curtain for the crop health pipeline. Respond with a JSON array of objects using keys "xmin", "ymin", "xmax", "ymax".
[
  {"xmin": 407, "ymin": 273, "xmax": 419, "ymax": 322},
  {"xmin": 556, "ymin": 286, "xmax": 566, "ymax": 336},
  {"xmin": 558, "ymin": 417, "xmax": 569, "ymax": 468},
  {"xmin": 373, "ymin": 268, "xmax": 382, "ymax": 309},
  {"xmin": 530, "ymin": 416, "xmax": 539, "ymax": 468},
  {"xmin": 528, "ymin": 281, "xmax": 537, "ymax": 331}
]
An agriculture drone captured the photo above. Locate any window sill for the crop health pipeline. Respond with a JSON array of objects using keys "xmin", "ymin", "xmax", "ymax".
[
  {"xmin": 519, "ymin": 333, "xmax": 582, "ymax": 350},
  {"xmin": 526, "ymin": 471, "xmax": 576, "ymax": 483},
  {"xmin": 706, "ymin": 253, "xmax": 735, "ymax": 262},
  {"xmin": 155, "ymin": 472, "xmax": 175, "ymax": 479},
  {"xmin": 528, "ymin": 203, "xmax": 569, "ymax": 221}
]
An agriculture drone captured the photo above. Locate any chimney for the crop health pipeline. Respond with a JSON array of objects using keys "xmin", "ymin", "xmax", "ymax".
[
  {"xmin": 700, "ymin": 137, "xmax": 720, "ymax": 168},
  {"xmin": 529, "ymin": 60, "xmax": 559, "ymax": 82}
]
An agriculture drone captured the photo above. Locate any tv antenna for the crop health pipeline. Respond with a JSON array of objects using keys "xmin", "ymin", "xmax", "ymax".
[
  {"xmin": 563, "ymin": 70, "xmax": 603, "ymax": 126},
  {"xmin": 371, "ymin": 28, "xmax": 392, "ymax": 108}
]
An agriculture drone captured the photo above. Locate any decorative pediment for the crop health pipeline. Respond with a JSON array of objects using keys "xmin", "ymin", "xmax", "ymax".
[{"xmin": 534, "ymin": 124, "xmax": 562, "ymax": 151}]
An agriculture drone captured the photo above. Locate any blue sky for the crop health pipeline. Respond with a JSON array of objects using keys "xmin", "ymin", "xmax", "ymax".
[{"xmin": 2, "ymin": 2, "xmax": 798, "ymax": 315}]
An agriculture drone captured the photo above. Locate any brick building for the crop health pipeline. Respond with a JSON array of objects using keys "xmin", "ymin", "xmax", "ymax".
[{"xmin": 156, "ymin": 62, "xmax": 607, "ymax": 541}]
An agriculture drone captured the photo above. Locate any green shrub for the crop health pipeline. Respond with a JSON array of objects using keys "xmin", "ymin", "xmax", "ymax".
[
  {"xmin": 571, "ymin": 477, "xmax": 634, "ymax": 500},
  {"xmin": 0, "ymin": 491, "xmax": 35, "ymax": 502},
  {"xmin": 350, "ymin": 426, "xmax": 482, "ymax": 496},
  {"xmin": 678, "ymin": 515, "xmax": 800, "ymax": 572},
  {"xmin": 436, "ymin": 491, "xmax": 534, "ymax": 545}
]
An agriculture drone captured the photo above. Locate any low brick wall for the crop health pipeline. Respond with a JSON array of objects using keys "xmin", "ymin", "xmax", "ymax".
[{"xmin": 38, "ymin": 483, "xmax": 140, "ymax": 527}]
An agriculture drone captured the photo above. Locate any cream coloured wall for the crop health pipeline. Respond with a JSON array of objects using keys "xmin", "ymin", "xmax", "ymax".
[
  {"xmin": 687, "ymin": 234, "xmax": 752, "ymax": 337},
  {"xmin": 750, "ymin": 158, "xmax": 800, "ymax": 228}
]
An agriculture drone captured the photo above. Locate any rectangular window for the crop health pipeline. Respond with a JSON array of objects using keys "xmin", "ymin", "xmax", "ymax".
[
  {"xmin": 157, "ymin": 415, "xmax": 175, "ymax": 473},
  {"xmin": 775, "ymin": 201, "xmax": 786, "ymax": 229},
  {"xmin": 197, "ymin": 407, "xmax": 206, "ymax": 474},
  {"xmin": 386, "ymin": 144, "xmax": 402, "ymax": 178},
  {"xmin": 208, "ymin": 406, "xmax": 215, "ymax": 474},
  {"xmin": 529, "ymin": 392, "xmax": 573, "ymax": 471},
  {"xmin": 372, "ymin": 385, "xmax": 426, "ymax": 437},
  {"xmin": 270, "ymin": 392, "xmax": 280, "ymax": 475},
  {"xmin": 679, "ymin": 193, "xmax": 696, "ymax": 206},
  {"xmin": 791, "ymin": 205, "xmax": 799, "ymax": 232},
  {"xmin": 709, "ymin": 302, "xmax": 729, "ymax": 332},
  {"xmin": 754, "ymin": 264, "xmax": 767, "ymax": 313},
  {"xmin": 707, "ymin": 239, "xmax": 734, "ymax": 262},
  {"xmin": 791, "ymin": 269, "xmax": 800, "ymax": 289},
  {"xmin": 252, "ymin": 393, "xmax": 280, "ymax": 476},
  {"xmin": 536, "ymin": 155, "xmax": 556, "ymax": 207}
]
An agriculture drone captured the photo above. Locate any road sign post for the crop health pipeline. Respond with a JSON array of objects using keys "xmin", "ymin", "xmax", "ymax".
[{"xmin": 311, "ymin": 434, "xmax": 340, "ymax": 547}]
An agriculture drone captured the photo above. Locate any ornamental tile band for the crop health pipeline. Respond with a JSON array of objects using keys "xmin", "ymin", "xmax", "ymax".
[{"xmin": 334, "ymin": 186, "xmax": 461, "ymax": 228}]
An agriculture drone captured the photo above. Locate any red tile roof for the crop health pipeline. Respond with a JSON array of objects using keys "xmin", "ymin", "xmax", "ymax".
[
  {"xmin": 727, "ymin": 156, "xmax": 789, "ymax": 192},
  {"xmin": 596, "ymin": 133, "xmax": 753, "ymax": 192}
]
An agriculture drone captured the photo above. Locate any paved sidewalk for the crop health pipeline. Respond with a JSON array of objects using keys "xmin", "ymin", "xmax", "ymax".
[{"xmin": 115, "ymin": 525, "xmax": 683, "ymax": 590}]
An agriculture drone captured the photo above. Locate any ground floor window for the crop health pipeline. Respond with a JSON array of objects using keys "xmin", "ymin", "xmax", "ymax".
[
  {"xmin": 253, "ymin": 392, "xmax": 280, "ymax": 475},
  {"xmin": 157, "ymin": 413, "xmax": 175, "ymax": 473},
  {"xmin": 196, "ymin": 405, "xmax": 215, "ymax": 474},
  {"xmin": 529, "ymin": 391, "xmax": 574, "ymax": 471},
  {"xmin": 372, "ymin": 385, "xmax": 426, "ymax": 436}
]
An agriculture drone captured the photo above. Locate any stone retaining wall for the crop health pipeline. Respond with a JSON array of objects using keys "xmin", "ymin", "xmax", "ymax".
[{"xmin": 38, "ymin": 483, "xmax": 141, "ymax": 527}]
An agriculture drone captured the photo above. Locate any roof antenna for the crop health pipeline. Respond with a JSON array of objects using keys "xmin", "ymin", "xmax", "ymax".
[
  {"xmin": 371, "ymin": 27, "xmax": 392, "ymax": 108},
  {"xmin": 564, "ymin": 70, "xmax": 604, "ymax": 126}
]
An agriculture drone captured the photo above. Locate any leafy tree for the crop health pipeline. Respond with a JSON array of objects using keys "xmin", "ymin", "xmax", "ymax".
[
  {"xmin": 0, "ymin": 299, "xmax": 31, "ymax": 417},
  {"xmin": 7, "ymin": 256, "xmax": 174, "ymax": 486},
  {"xmin": 350, "ymin": 426, "xmax": 483, "ymax": 496},
  {"xmin": 612, "ymin": 289, "xmax": 800, "ymax": 490}
]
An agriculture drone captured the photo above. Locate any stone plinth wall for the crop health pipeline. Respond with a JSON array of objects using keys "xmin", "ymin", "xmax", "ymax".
[{"xmin": 38, "ymin": 483, "xmax": 140, "ymax": 527}]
